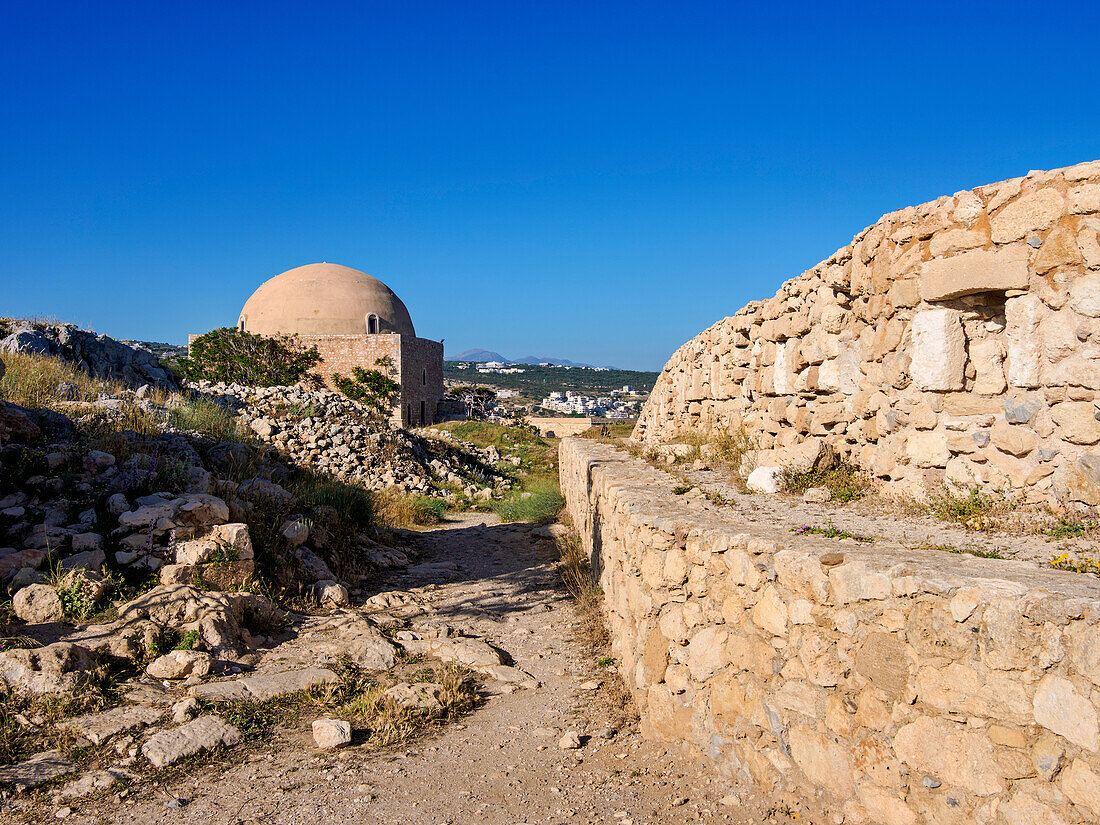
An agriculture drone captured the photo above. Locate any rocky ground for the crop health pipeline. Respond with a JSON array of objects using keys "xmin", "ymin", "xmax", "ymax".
[{"xmin": 1, "ymin": 514, "xmax": 816, "ymax": 825}]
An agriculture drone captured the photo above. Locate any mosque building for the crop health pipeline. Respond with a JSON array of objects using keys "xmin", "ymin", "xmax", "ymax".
[{"xmin": 236, "ymin": 262, "xmax": 443, "ymax": 426}]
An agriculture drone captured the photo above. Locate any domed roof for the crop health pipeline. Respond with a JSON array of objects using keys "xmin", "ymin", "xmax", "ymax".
[{"xmin": 238, "ymin": 263, "xmax": 415, "ymax": 337}]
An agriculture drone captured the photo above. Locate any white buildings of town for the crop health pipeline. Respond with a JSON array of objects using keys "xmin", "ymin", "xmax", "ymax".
[
  {"xmin": 476, "ymin": 362, "xmax": 526, "ymax": 374},
  {"xmin": 539, "ymin": 391, "xmax": 642, "ymax": 419}
]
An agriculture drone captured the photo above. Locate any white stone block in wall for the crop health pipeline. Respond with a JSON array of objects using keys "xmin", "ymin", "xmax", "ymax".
[
  {"xmin": 773, "ymin": 342, "xmax": 796, "ymax": 395},
  {"xmin": 1005, "ymin": 295, "xmax": 1045, "ymax": 388},
  {"xmin": 910, "ymin": 309, "xmax": 965, "ymax": 391},
  {"xmin": 919, "ymin": 245, "xmax": 1029, "ymax": 302},
  {"xmin": 970, "ymin": 339, "xmax": 1006, "ymax": 396}
]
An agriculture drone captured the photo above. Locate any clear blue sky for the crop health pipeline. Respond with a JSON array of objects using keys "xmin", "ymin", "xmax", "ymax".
[{"xmin": 3, "ymin": 1, "xmax": 1099, "ymax": 370}]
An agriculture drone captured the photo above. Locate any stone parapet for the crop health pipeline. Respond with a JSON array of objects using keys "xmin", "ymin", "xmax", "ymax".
[
  {"xmin": 632, "ymin": 160, "xmax": 1100, "ymax": 507},
  {"xmin": 560, "ymin": 437, "xmax": 1100, "ymax": 824}
]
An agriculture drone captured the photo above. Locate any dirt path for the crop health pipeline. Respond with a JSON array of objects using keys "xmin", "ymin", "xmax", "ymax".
[{"xmin": 48, "ymin": 514, "xmax": 794, "ymax": 825}]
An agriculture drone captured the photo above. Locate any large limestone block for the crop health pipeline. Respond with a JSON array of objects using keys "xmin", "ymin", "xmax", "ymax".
[
  {"xmin": 1068, "ymin": 183, "xmax": 1100, "ymax": 215},
  {"xmin": 928, "ymin": 228, "xmax": 986, "ymax": 258},
  {"xmin": 910, "ymin": 309, "xmax": 965, "ymax": 391},
  {"xmin": 0, "ymin": 750, "xmax": 75, "ymax": 789},
  {"xmin": 685, "ymin": 626, "xmax": 729, "ymax": 682},
  {"xmin": 141, "ymin": 715, "xmax": 242, "ymax": 768},
  {"xmin": 991, "ymin": 188, "xmax": 1065, "ymax": 243},
  {"xmin": 828, "ymin": 561, "xmax": 891, "ymax": 604},
  {"xmin": 12, "ymin": 584, "xmax": 63, "ymax": 624},
  {"xmin": 1034, "ymin": 225, "xmax": 1084, "ymax": 273},
  {"xmin": 1005, "ymin": 294, "xmax": 1046, "ymax": 388},
  {"xmin": 1064, "ymin": 455, "xmax": 1100, "ymax": 508},
  {"xmin": 788, "ymin": 724, "xmax": 854, "ymax": 797},
  {"xmin": 1033, "ymin": 675, "xmax": 1098, "ymax": 751},
  {"xmin": 1062, "ymin": 758, "xmax": 1100, "ymax": 817},
  {"xmin": 750, "ymin": 586, "xmax": 788, "ymax": 637},
  {"xmin": 1051, "ymin": 402, "xmax": 1100, "ymax": 445},
  {"xmin": 999, "ymin": 791, "xmax": 1071, "ymax": 825},
  {"xmin": 905, "ymin": 431, "xmax": 950, "ymax": 468},
  {"xmin": 970, "ymin": 338, "xmax": 1007, "ymax": 395},
  {"xmin": 59, "ymin": 705, "xmax": 163, "ymax": 745},
  {"xmin": 919, "ymin": 245, "xmax": 1029, "ymax": 301},
  {"xmin": 1069, "ymin": 273, "xmax": 1100, "ymax": 317},
  {"xmin": 894, "ymin": 716, "xmax": 1004, "ymax": 796}
]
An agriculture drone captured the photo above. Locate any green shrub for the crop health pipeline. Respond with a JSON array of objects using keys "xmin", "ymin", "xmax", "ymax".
[
  {"xmin": 331, "ymin": 365, "xmax": 401, "ymax": 420},
  {"xmin": 412, "ymin": 497, "xmax": 448, "ymax": 524},
  {"xmin": 927, "ymin": 484, "xmax": 1000, "ymax": 530},
  {"xmin": 172, "ymin": 328, "xmax": 319, "ymax": 386},
  {"xmin": 780, "ymin": 459, "xmax": 868, "ymax": 504}
]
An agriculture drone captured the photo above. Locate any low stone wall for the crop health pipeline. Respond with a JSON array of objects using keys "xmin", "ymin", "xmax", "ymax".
[
  {"xmin": 632, "ymin": 160, "xmax": 1100, "ymax": 508},
  {"xmin": 560, "ymin": 437, "xmax": 1100, "ymax": 825},
  {"xmin": 526, "ymin": 416, "xmax": 633, "ymax": 437}
]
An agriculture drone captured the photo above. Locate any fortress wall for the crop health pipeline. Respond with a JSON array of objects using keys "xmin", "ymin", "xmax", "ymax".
[
  {"xmin": 633, "ymin": 160, "xmax": 1100, "ymax": 507},
  {"xmin": 560, "ymin": 437, "xmax": 1100, "ymax": 825}
]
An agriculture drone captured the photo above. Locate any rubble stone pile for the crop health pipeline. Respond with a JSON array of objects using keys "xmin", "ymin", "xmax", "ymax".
[{"xmin": 192, "ymin": 381, "xmax": 510, "ymax": 497}]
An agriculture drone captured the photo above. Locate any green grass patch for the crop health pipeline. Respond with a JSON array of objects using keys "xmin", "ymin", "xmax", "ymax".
[
  {"xmin": 919, "ymin": 542, "xmax": 1003, "ymax": 559},
  {"xmin": 432, "ymin": 421, "xmax": 557, "ymax": 475},
  {"xmin": 1040, "ymin": 513, "xmax": 1099, "ymax": 539},
  {"xmin": 792, "ymin": 523, "xmax": 872, "ymax": 543},
  {"xmin": 493, "ymin": 476, "xmax": 564, "ymax": 523}
]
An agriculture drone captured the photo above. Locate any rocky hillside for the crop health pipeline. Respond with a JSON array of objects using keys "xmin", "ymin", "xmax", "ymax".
[
  {"xmin": 0, "ymin": 319, "xmax": 179, "ymax": 391},
  {"xmin": 0, "ymin": 346, "xmax": 543, "ymax": 803}
]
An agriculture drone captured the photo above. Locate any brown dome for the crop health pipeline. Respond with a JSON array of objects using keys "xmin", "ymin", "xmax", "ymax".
[{"xmin": 238, "ymin": 263, "xmax": 416, "ymax": 337}]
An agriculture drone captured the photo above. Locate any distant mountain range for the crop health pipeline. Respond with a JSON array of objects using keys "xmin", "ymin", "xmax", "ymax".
[{"xmin": 447, "ymin": 348, "xmax": 597, "ymax": 368}]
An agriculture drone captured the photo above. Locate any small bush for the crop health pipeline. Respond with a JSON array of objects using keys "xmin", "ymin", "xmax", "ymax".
[
  {"xmin": 331, "ymin": 361, "xmax": 401, "ymax": 421},
  {"xmin": 792, "ymin": 523, "xmax": 872, "ymax": 543},
  {"xmin": 781, "ymin": 459, "xmax": 869, "ymax": 504},
  {"xmin": 711, "ymin": 425, "xmax": 758, "ymax": 474},
  {"xmin": 173, "ymin": 328, "xmax": 319, "ymax": 386},
  {"xmin": 1041, "ymin": 513, "xmax": 1099, "ymax": 539},
  {"xmin": 927, "ymin": 484, "xmax": 1000, "ymax": 530}
]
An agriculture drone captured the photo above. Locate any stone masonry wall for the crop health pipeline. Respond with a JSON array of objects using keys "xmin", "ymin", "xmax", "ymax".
[
  {"xmin": 399, "ymin": 336, "xmax": 444, "ymax": 427},
  {"xmin": 632, "ymin": 160, "xmax": 1100, "ymax": 507},
  {"xmin": 299, "ymin": 334, "xmax": 442, "ymax": 426},
  {"xmin": 560, "ymin": 437, "xmax": 1100, "ymax": 825}
]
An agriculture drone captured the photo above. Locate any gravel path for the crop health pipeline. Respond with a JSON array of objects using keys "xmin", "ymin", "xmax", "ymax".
[{"xmin": 36, "ymin": 513, "xmax": 805, "ymax": 825}]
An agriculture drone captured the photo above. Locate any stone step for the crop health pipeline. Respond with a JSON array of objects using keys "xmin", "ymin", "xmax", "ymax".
[{"xmin": 188, "ymin": 667, "xmax": 339, "ymax": 702}]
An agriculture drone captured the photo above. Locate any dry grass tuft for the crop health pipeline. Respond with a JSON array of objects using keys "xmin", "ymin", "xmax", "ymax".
[
  {"xmin": 207, "ymin": 660, "xmax": 481, "ymax": 749},
  {"xmin": 374, "ymin": 490, "xmax": 448, "ymax": 529},
  {"xmin": 0, "ymin": 352, "xmax": 119, "ymax": 410},
  {"xmin": 553, "ymin": 518, "xmax": 636, "ymax": 727}
]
